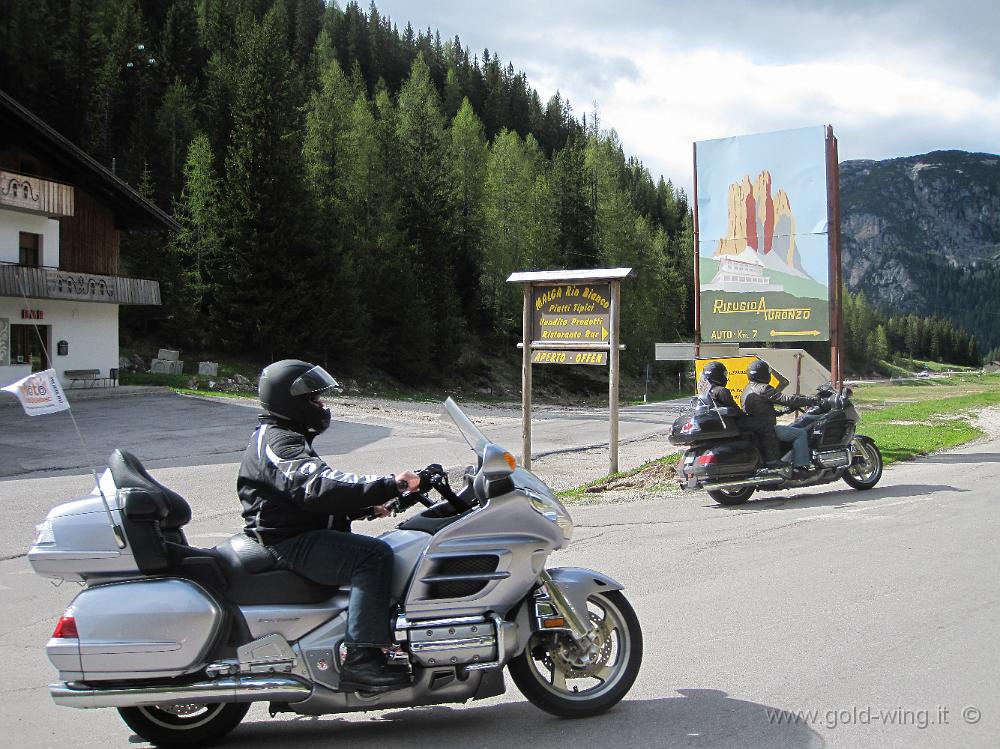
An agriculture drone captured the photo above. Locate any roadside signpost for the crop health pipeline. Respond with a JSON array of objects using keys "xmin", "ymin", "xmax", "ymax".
[
  {"xmin": 507, "ymin": 268, "xmax": 631, "ymax": 473},
  {"xmin": 691, "ymin": 124, "xmax": 844, "ymax": 386}
]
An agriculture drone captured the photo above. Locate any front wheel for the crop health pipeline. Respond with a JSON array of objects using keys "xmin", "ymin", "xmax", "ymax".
[
  {"xmin": 708, "ymin": 486, "xmax": 755, "ymax": 505},
  {"xmin": 843, "ymin": 436, "xmax": 883, "ymax": 490},
  {"xmin": 508, "ymin": 590, "xmax": 642, "ymax": 718},
  {"xmin": 117, "ymin": 702, "xmax": 250, "ymax": 747}
]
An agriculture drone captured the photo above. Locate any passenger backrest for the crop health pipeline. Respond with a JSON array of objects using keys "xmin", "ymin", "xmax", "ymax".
[{"xmin": 109, "ymin": 449, "xmax": 193, "ymax": 572}]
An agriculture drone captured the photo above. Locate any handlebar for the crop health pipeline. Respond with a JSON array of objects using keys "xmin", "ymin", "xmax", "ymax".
[{"xmin": 377, "ymin": 464, "xmax": 474, "ymax": 518}]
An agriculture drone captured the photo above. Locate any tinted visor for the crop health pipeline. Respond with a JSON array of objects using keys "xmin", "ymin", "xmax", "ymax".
[{"xmin": 289, "ymin": 365, "xmax": 340, "ymax": 397}]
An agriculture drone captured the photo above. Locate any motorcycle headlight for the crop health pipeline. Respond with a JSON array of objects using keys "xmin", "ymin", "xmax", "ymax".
[{"xmin": 525, "ymin": 489, "xmax": 573, "ymax": 541}]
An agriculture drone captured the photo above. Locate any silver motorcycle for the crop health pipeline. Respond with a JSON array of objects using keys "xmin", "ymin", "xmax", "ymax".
[{"xmin": 29, "ymin": 398, "xmax": 643, "ymax": 746}]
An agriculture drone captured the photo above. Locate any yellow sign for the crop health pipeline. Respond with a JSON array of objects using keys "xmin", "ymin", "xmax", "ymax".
[
  {"xmin": 695, "ymin": 356, "xmax": 785, "ymax": 404},
  {"xmin": 532, "ymin": 283, "xmax": 611, "ymax": 343},
  {"xmin": 531, "ymin": 350, "xmax": 608, "ymax": 366}
]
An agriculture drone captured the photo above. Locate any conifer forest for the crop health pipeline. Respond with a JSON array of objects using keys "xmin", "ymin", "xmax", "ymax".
[{"xmin": 1, "ymin": 0, "xmax": 983, "ymax": 380}]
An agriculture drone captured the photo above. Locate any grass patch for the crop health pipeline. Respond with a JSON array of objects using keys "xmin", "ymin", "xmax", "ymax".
[
  {"xmin": 865, "ymin": 419, "xmax": 981, "ymax": 464},
  {"xmin": 852, "ymin": 373, "xmax": 997, "ymax": 406},
  {"xmin": 859, "ymin": 387, "xmax": 1000, "ymax": 463},
  {"xmin": 909, "ymin": 358, "xmax": 974, "ymax": 373},
  {"xmin": 174, "ymin": 388, "xmax": 255, "ymax": 401},
  {"xmin": 120, "ymin": 371, "xmax": 192, "ymax": 388},
  {"xmin": 557, "ymin": 454, "xmax": 680, "ymax": 502}
]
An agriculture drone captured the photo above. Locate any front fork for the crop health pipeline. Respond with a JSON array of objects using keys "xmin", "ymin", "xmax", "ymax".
[{"xmin": 536, "ymin": 570, "xmax": 596, "ymax": 643}]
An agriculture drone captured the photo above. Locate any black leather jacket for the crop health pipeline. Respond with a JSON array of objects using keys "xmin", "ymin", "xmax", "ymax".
[
  {"xmin": 740, "ymin": 381, "xmax": 816, "ymax": 426},
  {"xmin": 698, "ymin": 379, "xmax": 740, "ymax": 410},
  {"xmin": 237, "ymin": 416, "xmax": 400, "ymax": 545}
]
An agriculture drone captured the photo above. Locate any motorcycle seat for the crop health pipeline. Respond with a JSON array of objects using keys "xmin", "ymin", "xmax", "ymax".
[{"xmin": 166, "ymin": 534, "xmax": 338, "ymax": 606}]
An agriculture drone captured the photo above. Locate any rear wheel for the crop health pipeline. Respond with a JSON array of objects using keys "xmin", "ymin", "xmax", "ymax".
[
  {"xmin": 843, "ymin": 437, "xmax": 882, "ymax": 490},
  {"xmin": 117, "ymin": 702, "xmax": 250, "ymax": 747},
  {"xmin": 708, "ymin": 486, "xmax": 755, "ymax": 505},
  {"xmin": 508, "ymin": 590, "xmax": 642, "ymax": 718}
]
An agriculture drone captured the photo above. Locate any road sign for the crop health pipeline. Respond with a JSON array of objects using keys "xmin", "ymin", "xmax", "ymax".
[
  {"xmin": 695, "ymin": 355, "xmax": 788, "ymax": 404},
  {"xmin": 508, "ymin": 268, "xmax": 632, "ymax": 474},
  {"xmin": 655, "ymin": 342, "xmax": 741, "ymax": 360},
  {"xmin": 532, "ymin": 283, "xmax": 611, "ymax": 344},
  {"xmin": 532, "ymin": 350, "xmax": 608, "ymax": 366}
]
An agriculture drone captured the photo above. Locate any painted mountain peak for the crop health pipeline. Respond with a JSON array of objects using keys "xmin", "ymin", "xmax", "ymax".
[{"xmin": 714, "ymin": 170, "xmax": 811, "ymax": 279}]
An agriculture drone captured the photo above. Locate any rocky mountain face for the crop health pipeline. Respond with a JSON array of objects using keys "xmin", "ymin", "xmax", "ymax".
[{"xmin": 840, "ymin": 150, "xmax": 1000, "ymax": 350}]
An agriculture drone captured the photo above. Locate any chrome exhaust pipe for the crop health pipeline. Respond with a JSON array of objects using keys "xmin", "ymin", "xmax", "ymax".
[
  {"xmin": 702, "ymin": 475, "xmax": 786, "ymax": 491},
  {"xmin": 50, "ymin": 674, "xmax": 312, "ymax": 710}
]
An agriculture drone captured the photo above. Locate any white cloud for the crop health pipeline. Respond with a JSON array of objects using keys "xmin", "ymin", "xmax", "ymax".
[{"xmin": 373, "ymin": 0, "xmax": 1000, "ymax": 190}]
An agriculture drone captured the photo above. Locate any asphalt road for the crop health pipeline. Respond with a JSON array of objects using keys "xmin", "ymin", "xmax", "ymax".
[{"xmin": 0, "ymin": 392, "xmax": 997, "ymax": 748}]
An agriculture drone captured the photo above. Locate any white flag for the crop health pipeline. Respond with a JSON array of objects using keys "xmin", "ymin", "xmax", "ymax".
[{"xmin": 1, "ymin": 368, "xmax": 71, "ymax": 416}]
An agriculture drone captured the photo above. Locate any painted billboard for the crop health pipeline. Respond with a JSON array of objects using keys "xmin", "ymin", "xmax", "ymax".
[{"xmin": 695, "ymin": 126, "xmax": 831, "ymax": 343}]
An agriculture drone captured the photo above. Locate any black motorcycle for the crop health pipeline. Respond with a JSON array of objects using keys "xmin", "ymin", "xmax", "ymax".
[{"xmin": 670, "ymin": 385, "xmax": 883, "ymax": 505}]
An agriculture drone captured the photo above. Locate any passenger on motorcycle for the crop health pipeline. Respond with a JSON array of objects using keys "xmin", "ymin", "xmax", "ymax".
[
  {"xmin": 237, "ymin": 359, "xmax": 420, "ymax": 692},
  {"xmin": 740, "ymin": 360, "xmax": 820, "ymax": 475},
  {"xmin": 699, "ymin": 361, "xmax": 785, "ymax": 469}
]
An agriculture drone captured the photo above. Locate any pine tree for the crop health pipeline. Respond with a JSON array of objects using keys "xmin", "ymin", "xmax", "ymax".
[
  {"xmin": 164, "ymin": 133, "xmax": 222, "ymax": 345},
  {"xmin": 482, "ymin": 130, "xmax": 537, "ymax": 333},
  {"xmin": 156, "ymin": 79, "xmax": 198, "ymax": 193},
  {"xmin": 552, "ymin": 137, "xmax": 596, "ymax": 267},
  {"xmin": 446, "ymin": 99, "xmax": 488, "ymax": 321},
  {"xmin": 213, "ymin": 5, "xmax": 313, "ymax": 358},
  {"xmin": 395, "ymin": 53, "xmax": 457, "ymax": 373}
]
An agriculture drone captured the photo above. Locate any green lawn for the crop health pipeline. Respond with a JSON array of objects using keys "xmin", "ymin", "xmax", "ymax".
[
  {"xmin": 857, "ymin": 384, "xmax": 1000, "ymax": 464},
  {"xmin": 852, "ymin": 373, "xmax": 997, "ymax": 406}
]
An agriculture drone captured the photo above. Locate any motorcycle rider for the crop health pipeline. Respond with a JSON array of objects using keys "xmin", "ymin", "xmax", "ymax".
[
  {"xmin": 237, "ymin": 359, "xmax": 421, "ymax": 692},
  {"xmin": 699, "ymin": 361, "xmax": 785, "ymax": 469},
  {"xmin": 740, "ymin": 359, "xmax": 820, "ymax": 476}
]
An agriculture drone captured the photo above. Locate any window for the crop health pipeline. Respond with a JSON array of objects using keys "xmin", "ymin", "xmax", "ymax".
[
  {"xmin": 10, "ymin": 324, "xmax": 49, "ymax": 371},
  {"xmin": 19, "ymin": 232, "xmax": 41, "ymax": 266}
]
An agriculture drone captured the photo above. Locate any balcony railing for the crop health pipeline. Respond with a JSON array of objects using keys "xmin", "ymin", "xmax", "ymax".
[
  {"xmin": 0, "ymin": 262, "xmax": 160, "ymax": 305},
  {"xmin": 0, "ymin": 169, "xmax": 74, "ymax": 217}
]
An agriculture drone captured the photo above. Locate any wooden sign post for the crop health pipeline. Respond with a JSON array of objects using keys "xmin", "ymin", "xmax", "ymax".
[{"xmin": 507, "ymin": 268, "xmax": 632, "ymax": 474}]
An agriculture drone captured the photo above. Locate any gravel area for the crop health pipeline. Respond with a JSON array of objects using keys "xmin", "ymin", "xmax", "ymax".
[{"xmin": 973, "ymin": 405, "xmax": 1000, "ymax": 440}]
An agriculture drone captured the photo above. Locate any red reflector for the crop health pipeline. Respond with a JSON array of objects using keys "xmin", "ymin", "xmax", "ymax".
[
  {"xmin": 695, "ymin": 453, "xmax": 717, "ymax": 465},
  {"xmin": 52, "ymin": 615, "xmax": 78, "ymax": 639}
]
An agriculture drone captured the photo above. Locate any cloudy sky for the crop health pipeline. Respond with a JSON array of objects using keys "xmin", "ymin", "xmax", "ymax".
[{"xmin": 372, "ymin": 0, "xmax": 999, "ymax": 193}]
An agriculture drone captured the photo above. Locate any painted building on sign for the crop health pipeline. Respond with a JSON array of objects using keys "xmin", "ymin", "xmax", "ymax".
[{"xmin": 0, "ymin": 90, "xmax": 178, "ymax": 387}]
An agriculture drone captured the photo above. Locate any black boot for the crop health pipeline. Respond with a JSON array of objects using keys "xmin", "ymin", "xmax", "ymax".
[{"xmin": 339, "ymin": 647, "xmax": 411, "ymax": 692}]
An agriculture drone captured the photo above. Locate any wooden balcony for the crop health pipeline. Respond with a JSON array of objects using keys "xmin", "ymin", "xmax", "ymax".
[
  {"xmin": 0, "ymin": 263, "xmax": 160, "ymax": 305},
  {"xmin": 0, "ymin": 169, "xmax": 74, "ymax": 217}
]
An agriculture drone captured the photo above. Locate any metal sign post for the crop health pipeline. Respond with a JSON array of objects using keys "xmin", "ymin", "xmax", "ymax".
[
  {"xmin": 825, "ymin": 125, "xmax": 844, "ymax": 387},
  {"xmin": 508, "ymin": 268, "xmax": 632, "ymax": 474}
]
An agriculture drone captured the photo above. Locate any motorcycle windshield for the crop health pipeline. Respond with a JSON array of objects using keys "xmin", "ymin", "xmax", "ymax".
[{"xmin": 443, "ymin": 397, "xmax": 491, "ymax": 457}]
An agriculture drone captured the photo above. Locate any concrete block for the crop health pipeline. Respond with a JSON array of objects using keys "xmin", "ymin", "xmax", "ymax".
[
  {"xmin": 157, "ymin": 349, "xmax": 180, "ymax": 361},
  {"xmin": 151, "ymin": 358, "xmax": 184, "ymax": 374},
  {"xmin": 198, "ymin": 361, "xmax": 219, "ymax": 376}
]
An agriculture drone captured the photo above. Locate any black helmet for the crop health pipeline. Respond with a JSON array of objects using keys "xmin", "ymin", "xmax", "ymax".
[
  {"xmin": 747, "ymin": 359, "xmax": 771, "ymax": 384},
  {"xmin": 702, "ymin": 361, "xmax": 728, "ymax": 386},
  {"xmin": 259, "ymin": 359, "xmax": 340, "ymax": 434}
]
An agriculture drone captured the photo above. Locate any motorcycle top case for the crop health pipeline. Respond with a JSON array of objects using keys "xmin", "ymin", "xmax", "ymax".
[
  {"xmin": 669, "ymin": 405, "xmax": 744, "ymax": 446},
  {"xmin": 48, "ymin": 578, "xmax": 224, "ymax": 682}
]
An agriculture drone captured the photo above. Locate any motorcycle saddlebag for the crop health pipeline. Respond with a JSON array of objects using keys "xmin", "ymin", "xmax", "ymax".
[
  {"xmin": 686, "ymin": 438, "xmax": 760, "ymax": 481},
  {"xmin": 48, "ymin": 578, "xmax": 225, "ymax": 682},
  {"xmin": 669, "ymin": 406, "xmax": 744, "ymax": 446}
]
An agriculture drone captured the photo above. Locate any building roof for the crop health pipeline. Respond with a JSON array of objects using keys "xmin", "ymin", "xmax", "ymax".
[{"xmin": 0, "ymin": 89, "xmax": 180, "ymax": 232}]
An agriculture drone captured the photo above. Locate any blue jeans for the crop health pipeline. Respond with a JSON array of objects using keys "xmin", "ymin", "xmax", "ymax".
[
  {"xmin": 270, "ymin": 530, "xmax": 394, "ymax": 647},
  {"xmin": 775, "ymin": 424, "xmax": 810, "ymax": 467}
]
